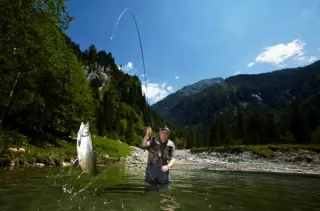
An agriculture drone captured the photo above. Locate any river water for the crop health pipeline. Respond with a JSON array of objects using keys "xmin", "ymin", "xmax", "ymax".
[{"xmin": 1, "ymin": 166, "xmax": 320, "ymax": 211}]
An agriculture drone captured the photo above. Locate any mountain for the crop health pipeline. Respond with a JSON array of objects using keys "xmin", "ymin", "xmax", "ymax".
[
  {"xmin": 151, "ymin": 77, "xmax": 223, "ymax": 118},
  {"xmin": 151, "ymin": 61, "xmax": 320, "ymax": 148},
  {"xmin": 179, "ymin": 78, "xmax": 224, "ymax": 95}
]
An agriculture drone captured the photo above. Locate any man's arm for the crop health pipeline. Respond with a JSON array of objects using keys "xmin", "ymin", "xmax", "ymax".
[
  {"xmin": 167, "ymin": 157, "xmax": 177, "ymax": 169},
  {"xmin": 142, "ymin": 134, "xmax": 151, "ymax": 148},
  {"xmin": 166, "ymin": 141, "xmax": 177, "ymax": 169}
]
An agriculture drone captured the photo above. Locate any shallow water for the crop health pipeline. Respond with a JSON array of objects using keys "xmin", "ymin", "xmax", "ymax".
[{"xmin": 1, "ymin": 166, "xmax": 320, "ymax": 211}]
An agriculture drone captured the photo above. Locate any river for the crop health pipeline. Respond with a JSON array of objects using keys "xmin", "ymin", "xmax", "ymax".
[{"xmin": 1, "ymin": 166, "xmax": 320, "ymax": 211}]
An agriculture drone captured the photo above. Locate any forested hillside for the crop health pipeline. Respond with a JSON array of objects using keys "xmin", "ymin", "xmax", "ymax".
[
  {"xmin": 152, "ymin": 77, "xmax": 223, "ymax": 118},
  {"xmin": 0, "ymin": 0, "xmax": 176, "ymax": 148},
  {"xmin": 152, "ymin": 61, "xmax": 320, "ymax": 148}
]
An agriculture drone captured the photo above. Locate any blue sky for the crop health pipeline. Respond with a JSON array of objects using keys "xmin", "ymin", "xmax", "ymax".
[{"xmin": 66, "ymin": 0, "xmax": 320, "ymax": 104}]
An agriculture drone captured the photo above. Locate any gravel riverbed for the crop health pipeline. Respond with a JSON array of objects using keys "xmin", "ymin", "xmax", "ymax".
[{"xmin": 122, "ymin": 147, "xmax": 320, "ymax": 175}]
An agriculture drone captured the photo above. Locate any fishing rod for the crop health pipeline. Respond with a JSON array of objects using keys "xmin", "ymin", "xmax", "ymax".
[
  {"xmin": 110, "ymin": 8, "xmax": 150, "ymax": 125},
  {"xmin": 110, "ymin": 8, "xmax": 148, "ymax": 93},
  {"xmin": 111, "ymin": 9, "xmax": 170, "ymax": 186}
]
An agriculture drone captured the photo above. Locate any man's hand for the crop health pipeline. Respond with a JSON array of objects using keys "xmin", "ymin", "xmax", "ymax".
[
  {"xmin": 146, "ymin": 126, "xmax": 152, "ymax": 137},
  {"xmin": 161, "ymin": 165, "xmax": 169, "ymax": 172},
  {"xmin": 142, "ymin": 126, "xmax": 152, "ymax": 148}
]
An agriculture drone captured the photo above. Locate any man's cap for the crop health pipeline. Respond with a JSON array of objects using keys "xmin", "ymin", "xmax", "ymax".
[{"xmin": 159, "ymin": 126, "xmax": 171, "ymax": 133}]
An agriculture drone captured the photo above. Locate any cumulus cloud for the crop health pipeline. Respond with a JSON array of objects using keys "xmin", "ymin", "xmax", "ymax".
[
  {"xmin": 175, "ymin": 76, "xmax": 179, "ymax": 80},
  {"xmin": 119, "ymin": 61, "xmax": 134, "ymax": 72},
  {"xmin": 167, "ymin": 86, "xmax": 173, "ymax": 92},
  {"xmin": 248, "ymin": 39, "xmax": 317, "ymax": 68},
  {"xmin": 256, "ymin": 39, "xmax": 305, "ymax": 65},
  {"xmin": 141, "ymin": 82, "xmax": 174, "ymax": 104},
  {"xmin": 116, "ymin": 61, "xmax": 175, "ymax": 104}
]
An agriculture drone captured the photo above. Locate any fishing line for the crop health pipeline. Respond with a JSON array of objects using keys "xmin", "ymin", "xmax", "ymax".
[
  {"xmin": 110, "ymin": 8, "xmax": 171, "ymax": 189},
  {"xmin": 110, "ymin": 8, "xmax": 148, "ymax": 97},
  {"xmin": 72, "ymin": 163, "xmax": 122, "ymax": 196}
]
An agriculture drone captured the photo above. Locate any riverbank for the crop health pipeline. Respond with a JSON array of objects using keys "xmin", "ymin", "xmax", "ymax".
[
  {"xmin": 123, "ymin": 144, "xmax": 320, "ymax": 175},
  {"xmin": 0, "ymin": 132, "xmax": 134, "ymax": 168},
  {"xmin": 3, "ymin": 133, "xmax": 320, "ymax": 175}
]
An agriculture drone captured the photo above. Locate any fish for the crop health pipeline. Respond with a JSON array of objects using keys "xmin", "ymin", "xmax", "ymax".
[{"xmin": 76, "ymin": 122, "xmax": 98, "ymax": 176}]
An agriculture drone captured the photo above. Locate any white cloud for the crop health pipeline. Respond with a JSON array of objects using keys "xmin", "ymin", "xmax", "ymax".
[
  {"xmin": 248, "ymin": 39, "xmax": 317, "ymax": 67},
  {"xmin": 167, "ymin": 86, "xmax": 173, "ymax": 92},
  {"xmin": 127, "ymin": 62, "xmax": 133, "ymax": 69},
  {"xmin": 256, "ymin": 39, "xmax": 305, "ymax": 65},
  {"xmin": 117, "ymin": 61, "xmax": 176, "ymax": 104},
  {"xmin": 119, "ymin": 61, "xmax": 134, "ymax": 72},
  {"xmin": 175, "ymin": 76, "xmax": 179, "ymax": 80},
  {"xmin": 233, "ymin": 71, "xmax": 241, "ymax": 75},
  {"xmin": 141, "ymin": 82, "xmax": 174, "ymax": 104}
]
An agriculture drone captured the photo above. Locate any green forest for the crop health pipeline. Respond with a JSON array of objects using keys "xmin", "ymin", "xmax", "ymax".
[
  {"xmin": 1, "ymin": 0, "xmax": 319, "ymax": 153},
  {"xmin": 0, "ymin": 0, "xmax": 180, "ymax": 152},
  {"xmin": 152, "ymin": 61, "xmax": 320, "ymax": 148}
]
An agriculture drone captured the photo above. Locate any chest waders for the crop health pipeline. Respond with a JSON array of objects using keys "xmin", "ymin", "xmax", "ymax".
[{"xmin": 145, "ymin": 137, "xmax": 170, "ymax": 186}]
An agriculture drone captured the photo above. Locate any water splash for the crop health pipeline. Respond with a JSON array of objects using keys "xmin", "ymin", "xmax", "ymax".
[
  {"xmin": 159, "ymin": 193, "xmax": 181, "ymax": 211},
  {"xmin": 72, "ymin": 167, "xmax": 113, "ymax": 197},
  {"xmin": 77, "ymin": 171, "xmax": 84, "ymax": 180}
]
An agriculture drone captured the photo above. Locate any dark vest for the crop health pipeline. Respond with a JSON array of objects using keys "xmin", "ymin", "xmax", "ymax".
[
  {"xmin": 147, "ymin": 136, "xmax": 174, "ymax": 166},
  {"xmin": 145, "ymin": 136, "xmax": 174, "ymax": 185}
]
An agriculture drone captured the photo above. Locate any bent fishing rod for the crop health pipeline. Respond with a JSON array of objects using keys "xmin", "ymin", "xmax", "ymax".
[{"xmin": 110, "ymin": 8, "xmax": 150, "ymax": 124}]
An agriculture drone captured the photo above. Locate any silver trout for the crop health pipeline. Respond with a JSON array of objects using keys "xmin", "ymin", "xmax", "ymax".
[{"xmin": 76, "ymin": 122, "xmax": 98, "ymax": 176}]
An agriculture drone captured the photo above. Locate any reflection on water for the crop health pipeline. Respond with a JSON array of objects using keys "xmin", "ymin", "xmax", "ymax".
[{"xmin": 1, "ymin": 166, "xmax": 320, "ymax": 211}]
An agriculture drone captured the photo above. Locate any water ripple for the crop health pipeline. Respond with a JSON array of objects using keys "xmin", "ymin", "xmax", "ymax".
[{"xmin": 1, "ymin": 167, "xmax": 320, "ymax": 211}]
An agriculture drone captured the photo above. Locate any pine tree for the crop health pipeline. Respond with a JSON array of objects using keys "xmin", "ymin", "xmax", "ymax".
[{"xmin": 290, "ymin": 100, "xmax": 312, "ymax": 144}]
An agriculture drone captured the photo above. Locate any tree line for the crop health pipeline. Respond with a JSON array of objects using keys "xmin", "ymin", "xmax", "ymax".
[
  {"xmin": 3, "ymin": 0, "xmax": 318, "ymax": 149},
  {"xmin": 152, "ymin": 61, "xmax": 320, "ymax": 148},
  {"xmin": 0, "ymin": 0, "xmax": 181, "ymax": 147}
]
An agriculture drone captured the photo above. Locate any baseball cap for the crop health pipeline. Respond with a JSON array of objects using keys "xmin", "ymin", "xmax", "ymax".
[{"xmin": 159, "ymin": 126, "xmax": 171, "ymax": 133}]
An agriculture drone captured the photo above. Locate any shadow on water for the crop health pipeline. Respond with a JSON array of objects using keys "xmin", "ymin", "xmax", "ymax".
[
  {"xmin": 95, "ymin": 183, "xmax": 171, "ymax": 195},
  {"xmin": 194, "ymin": 168, "xmax": 320, "ymax": 179}
]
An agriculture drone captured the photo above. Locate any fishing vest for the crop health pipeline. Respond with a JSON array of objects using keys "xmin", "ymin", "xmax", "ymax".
[{"xmin": 147, "ymin": 136, "xmax": 175, "ymax": 166}]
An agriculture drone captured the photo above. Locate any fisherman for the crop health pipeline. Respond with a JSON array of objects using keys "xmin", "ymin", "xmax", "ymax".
[{"xmin": 142, "ymin": 126, "xmax": 177, "ymax": 186}]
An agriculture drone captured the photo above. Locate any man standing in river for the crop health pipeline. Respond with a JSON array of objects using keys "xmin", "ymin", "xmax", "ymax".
[{"xmin": 142, "ymin": 126, "xmax": 177, "ymax": 186}]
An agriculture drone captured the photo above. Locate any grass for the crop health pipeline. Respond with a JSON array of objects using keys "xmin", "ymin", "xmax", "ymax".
[
  {"xmin": 0, "ymin": 130, "xmax": 135, "ymax": 167},
  {"xmin": 93, "ymin": 136, "xmax": 135, "ymax": 162},
  {"xmin": 0, "ymin": 139, "xmax": 76, "ymax": 167},
  {"xmin": 190, "ymin": 144, "xmax": 320, "ymax": 157}
]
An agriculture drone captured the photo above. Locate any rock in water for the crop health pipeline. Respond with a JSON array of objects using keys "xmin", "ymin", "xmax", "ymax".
[{"xmin": 76, "ymin": 122, "xmax": 98, "ymax": 176}]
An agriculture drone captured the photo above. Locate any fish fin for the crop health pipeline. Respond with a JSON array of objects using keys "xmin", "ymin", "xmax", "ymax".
[
  {"xmin": 79, "ymin": 122, "xmax": 84, "ymax": 132},
  {"xmin": 72, "ymin": 158, "xmax": 79, "ymax": 166},
  {"xmin": 76, "ymin": 132, "xmax": 81, "ymax": 147},
  {"xmin": 77, "ymin": 122, "xmax": 83, "ymax": 147},
  {"xmin": 94, "ymin": 150, "xmax": 99, "ymax": 159}
]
